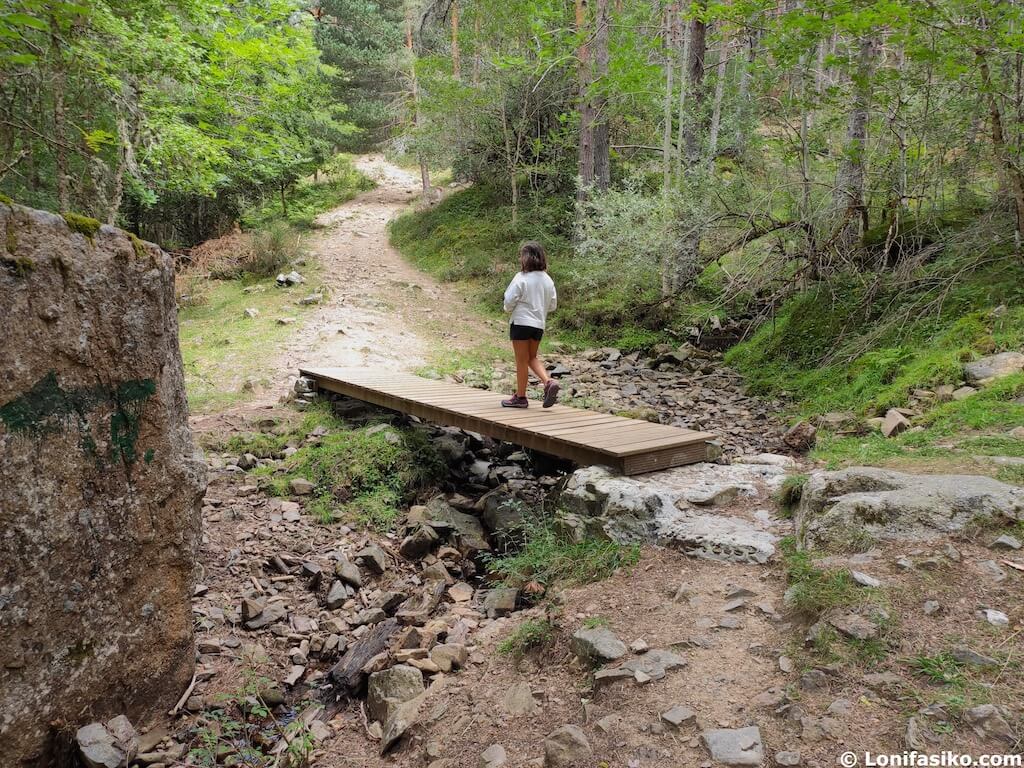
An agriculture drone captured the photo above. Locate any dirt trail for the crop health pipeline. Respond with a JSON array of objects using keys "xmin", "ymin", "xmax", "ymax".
[{"xmin": 282, "ymin": 156, "xmax": 495, "ymax": 378}]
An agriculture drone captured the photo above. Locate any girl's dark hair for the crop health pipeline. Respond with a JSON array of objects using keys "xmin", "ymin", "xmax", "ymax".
[{"xmin": 519, "ymin": 240, "xmax": 547, "ymax": 272}]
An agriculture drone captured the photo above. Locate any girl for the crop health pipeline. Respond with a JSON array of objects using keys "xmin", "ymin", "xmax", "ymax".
[{"xmin": 501, "ymin": 241, "xmax": 559, "ymax": 409}]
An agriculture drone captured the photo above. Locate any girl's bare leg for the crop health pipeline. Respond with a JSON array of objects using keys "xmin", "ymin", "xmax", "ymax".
[
  {"xmin": 513, "ymin": 340, "xmax": 531, "ymax": 397},
  {"xmin": 527, "ymin": 339, "xmax": 550, "ymax": 384}
]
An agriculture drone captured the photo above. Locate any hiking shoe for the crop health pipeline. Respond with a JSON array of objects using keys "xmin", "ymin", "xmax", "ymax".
[
  {"xmin": 501, "ymin": 394, "xmax": 529, "ymax": 408},
  {"xmin": 543, "ymin": 380, "xmax": 560, "ymax": 408}
]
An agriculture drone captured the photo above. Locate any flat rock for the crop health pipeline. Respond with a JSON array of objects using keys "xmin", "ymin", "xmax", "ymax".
[
  {"xmin": 479, "ymin": 744, "xmax": 508, "ymax": 768},
  {"xmin": 661, "ymin": 705, "xmax": 696, "ymax": 727},
  {"xmin": 571, "ymin": 626, "xmax": 627, "ymax": 662},
  {"xmin": 702, "ymin": 726, "xmax": 764, "ymax": 766},
  {"xmin": 502, "ymin": 681, "xmax": 537, "ymax": 716}
]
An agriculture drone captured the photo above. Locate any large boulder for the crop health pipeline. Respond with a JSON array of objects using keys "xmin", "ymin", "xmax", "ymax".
[
  {"xmin": 561, "ymin": 465, "xmax": 779, "ymax": 564},
  {"xmin": 0, "ymin": 204, "xmax": 205, "ymax": 763},
  {"xmin": 796, "ymin": 467, "xmax": 1024, "ymax": 549},
  {"xmin": 366, "ymin": 664, "xmax": 425, "ymax": 724}
]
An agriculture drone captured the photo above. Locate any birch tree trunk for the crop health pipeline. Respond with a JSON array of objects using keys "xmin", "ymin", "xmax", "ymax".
[{"xmin": 675, "ymin": 17, "xmax": 691, "ymax": 183}]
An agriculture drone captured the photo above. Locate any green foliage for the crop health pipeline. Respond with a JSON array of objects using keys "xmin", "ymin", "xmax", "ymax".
[
  {"xmin": 243, "ymin": 224, "xmax": 306, "ymax": 279},
  {"xmin": 997, "ymin": 465, "xmax": 1024, "ymax": 487},
  {"xmin": 909, "ymin": 653, "xmax": 966, "ymax": 687},
  {"xmin": 780, "ymin": 537, "xmax": 862, "ymax": 617},
  {"xmin": 497, "ymin": 618, "xmax": 557, "ymax": 658},
  {"xmin": 484, "ymin": 514, "xmax": 640, "ymax": 589},
  {"xmin": 241, "ymin": 157, "xmax": 375, "ymax": 230},
  {"xmin": 1, "ymin": 0, "xmax": 356, "ymax": 247},
  {"xmin": 390, "ymin": 185, "xmax": 675, "ymax": 350},
  {"xmin": 257, "ymin": 418, "xmax": 444, "ymax": 530},
  {"xmin": 582, "ymin": 616, "xmax": 610, "ymax": 629},
  {"xmin": 777, "ymin": 474, "xmax": 808, "ymax": 518}
]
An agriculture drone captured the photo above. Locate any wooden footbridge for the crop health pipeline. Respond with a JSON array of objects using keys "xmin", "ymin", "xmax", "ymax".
[{"xmin": 299, "ymin": 367, "xmax": 718, "ymax": 475}]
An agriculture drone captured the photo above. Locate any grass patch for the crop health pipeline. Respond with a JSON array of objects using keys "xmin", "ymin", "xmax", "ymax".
[
  {"xmin": 242, "ymin": 155, "xmax": 374, "ymax": 230},
  {"xmin": 497, "ymin": 618, "xmax": 557, "ymax": 658},
  {"xmin": 997, "ymin": 464, "xmax": 1024, "ymax": 486},
  {"xmin": 909, "ymin": 652, "xmax": 966, "ymax": 687},
  {"xmin": 251, "ymin": 411, "xmax": 445, "ymax": 530},
  {"xmin": 780, "ymin": 537, "xmax": 863, "ymax": 616},
  {"xmin": 484, "ymin": 514, "xmax": 640, "ymax": 590},
  {"xmin": 178, "ymin": 269, "xmax": 323, "ymax": 413},
  {"xmin": 777, "ymin": 473, "xmax": 808, "ymax": 517}
]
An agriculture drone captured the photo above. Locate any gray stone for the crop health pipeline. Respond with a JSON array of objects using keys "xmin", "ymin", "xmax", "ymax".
[
  {"xmin": 685, "ymin": 484, "xmax": 741, "ymax": 506},
  {"xmin": 501, "ymin": 681, "xmax": 537, "ymax": 716},
  {"xmin": 702, "ymin": 726, "xmax": 764, "ymax": 766},
  {"xmin": 355, "ymin": 544, "xmax": 388, "ymax": 574},
  {"xmin": 425, "ymin": 496, "xmax": 489, "ymax": 553},
  {"xmin": 783, "ymin": 421, "xmax": 817, "ymax": 452},
  {"xmin": 827, "ymin": 611, "xmax": 879, "ymax": 640},
  {"xmin": 979, "ymin": 608, "xmax": 1009, "ymax": 627},
  {"xmin": 399, "ymin": 524, "xmax": 440, "ymax": 560},
  {"xmin": 77, "ymin": 717, "xmax": 139, "ymax": 768},
  {"xmin": 964, "ymin": 352, "xmax": 1024, "ymax": 384},
  {"xmin": 952, "ymin": 385, "xmax": 977, "ymax": 400},
  {"xmin": 850, "ymin": 570, "xmax": 881, "ymax": 588},
  {"xmin": 482, "ymin": 587, "xmax": 518, "ymax": 618},
  {"xmin": 366, "ymin": 664, "xmax": 425, "ymax": 724},
  {"xmin": 991, "ymin": 534, "xmax": 1021, "ymax": 550},
  {"xmin": 619, "ymin": 648, "xmax": 686, "ymax": 681},
  {"xmin": 379, "ymin": 692, "xmax": 424, "ymax": 753},
  {"xmin": 661, "ymin": 705, "xmax": 696, "ymax": 727},
  {"xmin": 776, "ymin": 751, "xmax": 801, "ymax": 766},
  {"xmin": 543, "ymin": 725, "xmax": 591, "ymax": 767},
  {"xmin": 335, "ymin": 558, "xmax": 362, "ymax": 588},
  {"xmin": 795, "ymin": 467, "xmax": 1024, "ymax": 549},
  {"xmin": 430, "ymin": 643, "xmax": 468, "ymax": 672},
  {"xmin": 244, "ymin": 601, "xmax": 287, "ymax": 630},
  {"xmin": 571, "ymin": 626, "xmax": 627, "ymax": 662},
  {"xmin": 479, "ymin": 744, "xmax": 508, "ymax": 768},
  {"xmin": 923, "ymin": 600, "xmax": 941, "ymax": 615},
  {"xmin": 289, "ymin": 478, "xmax": 315, "ymax": 495},
  {"xmin": 964, "ymin": 704, "xmax": 1017, "ymax": 743},
  {"xmin": 326, "ymin": 580, "xmax": 348, "ymax": 610},
  {"xmin": 950, "ymin": 646, "xmax": 998, "ymax": 667},
  {"xmin": 480, "ymin": 488, "xmax": 526, "ymax": 535},
  {"xmin": 881, "ymin": 409, "xmax": 910, "ymax": 437}
]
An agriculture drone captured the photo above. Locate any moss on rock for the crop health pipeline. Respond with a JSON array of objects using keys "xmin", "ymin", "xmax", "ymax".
[{"xmin": 61, "ymin": 212, "xmax": 102, "ymax": 241}]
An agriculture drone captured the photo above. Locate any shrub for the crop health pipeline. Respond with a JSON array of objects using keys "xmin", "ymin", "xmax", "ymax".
[
  {"xmin": 245, "ymin": 223, "xmax": 304, "ymax": 277},
  {"xmin": 498, "ymin": 618, "xmax": 557, "ymax": 658}
]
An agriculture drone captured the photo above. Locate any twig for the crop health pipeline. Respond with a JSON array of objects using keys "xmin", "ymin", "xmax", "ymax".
[{"xmin": 169, "ymin": 672, "xmax": 197, "ymax": 716}]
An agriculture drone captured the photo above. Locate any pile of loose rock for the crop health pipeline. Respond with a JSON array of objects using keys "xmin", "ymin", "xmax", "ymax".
[{"xmin": 447, "ymin": 342, "xmax": 788, "ymax": 458}]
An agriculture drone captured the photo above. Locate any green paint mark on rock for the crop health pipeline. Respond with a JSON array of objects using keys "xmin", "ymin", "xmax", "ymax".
[{"xmin": 0, "ymin": 372, "xmax": 156, "ymax": 465}]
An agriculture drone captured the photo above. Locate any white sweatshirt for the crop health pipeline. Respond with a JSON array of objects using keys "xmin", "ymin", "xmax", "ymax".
[{"xmin": 503, "ymin": 270, "xmax": 557, "ymax": 329}]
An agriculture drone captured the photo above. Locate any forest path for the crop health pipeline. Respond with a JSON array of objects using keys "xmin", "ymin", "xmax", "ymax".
[
  {"xmin": 280, "ymin": 155, "xmax": 497, "ymax": 379},
  {"xmin": 191, "ymin": 155, "xmax": 500, "ymax": 433}
]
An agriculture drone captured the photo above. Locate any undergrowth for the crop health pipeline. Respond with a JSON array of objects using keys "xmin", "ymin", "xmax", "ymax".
[
  {"xmin": 242, "ymin": 156, "xmax": 374, "ymax": 230},
  {"xmin": 243, "ymin": 404, "xmax": 444, "ymax": 530},
  {"xmin": 484, "ymin": 514, "xmax": 640, "ymax": 590},
  {"xmin": 498, "ymin": 618, "xmax": 557, "ymax": 659}
]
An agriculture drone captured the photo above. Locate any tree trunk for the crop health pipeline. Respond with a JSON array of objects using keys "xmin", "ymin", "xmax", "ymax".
[
  {"xmin": 734, "ymin": 27, "xmax": 757, "ymax": 150},
  {"xmin": 978, "ymin": 50, "xmax": 1024, "ymax": 243},
  {"xmin": 675, "ymin": 17, "xmax": 691, "ymax": 182},
  {"xmin": 831, "ymin": 35, "xmax": 878, "ymax": 251},
  {"xmin": 406, "ymin": 7, "xmax": 431, "ymax": 193},
  {"xmin": 472, "ymin": 15, "xmax": 481, "ymax": 86},
  {"xmin": 576, "ymin": 0, "xmax": 594, "ymax": 199},
  {"xmin": 451, "ymin": 0, "xmax": 460, "ymax": 80},
  {"xmin": 707, "ymin": 28, "xmax": 728, "ymax": 165},
  {"xmin": 662, "ymin": 4, "xmax": 676, "ymax": 196},
  {"xmin": 592, "ymin": 0, "xmax": 610, "ymax": 191},
  {"xmin": 280, "ymin": 183, "xmax": 288, "ymax": 217},
  {"xmin": 682, "ymin": 13, "xmax": 706, "ymax": 166}
]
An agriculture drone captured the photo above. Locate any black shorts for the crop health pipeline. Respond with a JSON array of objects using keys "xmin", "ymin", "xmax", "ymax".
[{"xmin": 509, "ymin": 323, "xmax": 544, "ymax": 341}]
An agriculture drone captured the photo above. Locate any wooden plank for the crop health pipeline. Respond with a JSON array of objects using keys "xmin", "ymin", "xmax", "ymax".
[{"xmin": 301, "ymin": 367, "xmax": 714, "ymax": 475}]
